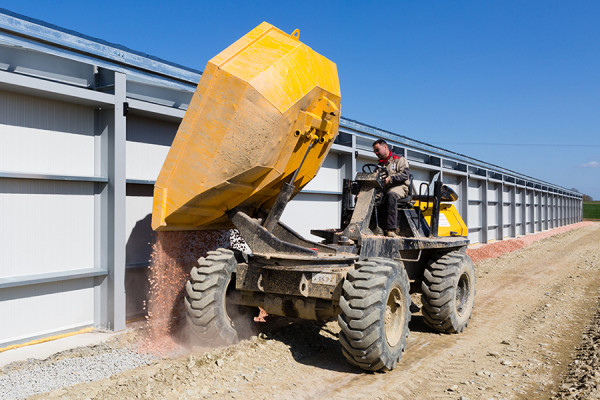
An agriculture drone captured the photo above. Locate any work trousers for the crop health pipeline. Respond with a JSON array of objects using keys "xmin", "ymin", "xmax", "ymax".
[{"xmin": 377, "ymin": 185, "xmax": 409, "ymax": 231}]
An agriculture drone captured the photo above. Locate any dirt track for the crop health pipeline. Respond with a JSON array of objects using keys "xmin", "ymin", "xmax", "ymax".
[{"xmin": 31, "ymin": 223, "xmax": 600, "ymax": 399}]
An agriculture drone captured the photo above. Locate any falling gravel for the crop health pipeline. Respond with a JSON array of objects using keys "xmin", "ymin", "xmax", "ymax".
[{"xmin": 0, "ymin": 344, "xmax": 157, "ymax": 400}]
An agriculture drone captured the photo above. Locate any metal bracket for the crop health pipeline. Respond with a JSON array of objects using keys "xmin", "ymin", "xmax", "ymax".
[{"xmin": 398, "ymin": 249, "xmax": 422, "ymax": 262}]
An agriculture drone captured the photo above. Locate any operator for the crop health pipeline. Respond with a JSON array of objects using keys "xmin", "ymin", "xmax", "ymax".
[{"xmin": 372, "ymin": 139, "xmax": 410, "ymax": 237}]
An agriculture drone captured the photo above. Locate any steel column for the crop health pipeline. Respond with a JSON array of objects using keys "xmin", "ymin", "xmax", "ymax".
[
  {"xmin": 482, "ymin": 179, "xmax": 489, "ymax": 243},
  {"xmin": 95, "ymin": 71, "xmax": 126, "ymax": 331}
]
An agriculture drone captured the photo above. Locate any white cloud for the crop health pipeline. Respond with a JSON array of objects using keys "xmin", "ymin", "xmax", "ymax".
[{"xmin": 580, "ymin": 161, "xmax": 600, "ymax": 168}]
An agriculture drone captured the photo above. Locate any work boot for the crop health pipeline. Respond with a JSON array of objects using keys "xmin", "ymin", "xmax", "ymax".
[
  {"xmin": 385, "ymin": 230, "xmax": 398, "ymax": 238},
  {"xmin": 373, "ymin": 227, "xmax": 384, "ymax": 236}
]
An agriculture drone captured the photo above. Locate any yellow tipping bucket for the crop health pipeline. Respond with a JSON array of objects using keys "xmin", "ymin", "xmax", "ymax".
[{"xmin": 152, "ymin": 22, "xmax": 341, "ymax": 231}]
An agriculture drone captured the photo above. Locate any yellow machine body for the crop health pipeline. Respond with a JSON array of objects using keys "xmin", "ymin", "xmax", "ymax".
[
  {"xmin": 152, "ymin": 22, "xmax": 341, "ymax": 231},
  {"xmin": 414, "ymin": 201, "xmax": 468, "ymax": 237}
]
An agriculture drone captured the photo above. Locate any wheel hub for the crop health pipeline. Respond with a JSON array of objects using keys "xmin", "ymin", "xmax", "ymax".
[
  {"xmin": 455, "ymin": 272, "xmax": 471, "ymax": 316},
  {"xmin": 385, "ymin": 287, "xmax": 405, "ymax": 347}
]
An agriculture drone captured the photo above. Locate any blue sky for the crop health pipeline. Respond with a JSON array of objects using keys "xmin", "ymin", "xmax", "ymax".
[{"xmin": 3, "ymin": 1, "xmax": 599, "ymax": 199}]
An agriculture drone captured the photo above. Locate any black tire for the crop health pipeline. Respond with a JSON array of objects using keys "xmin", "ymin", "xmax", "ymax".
[
  {"xmin": 421, "ymin": 250, "xmax": 476, "ymax": 333},
  {"xmin": 338, "ymin": 258, "xmax": 411, "ymax": 371},
  {"xmin": 184, "ymin": 248, "xmax": 250, "ymax": 346}
]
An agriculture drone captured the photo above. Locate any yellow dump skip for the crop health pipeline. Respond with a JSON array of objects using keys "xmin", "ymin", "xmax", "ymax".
[{"xmin": 152, "ymin": 22, "xmax": 341, "ymax": 231}]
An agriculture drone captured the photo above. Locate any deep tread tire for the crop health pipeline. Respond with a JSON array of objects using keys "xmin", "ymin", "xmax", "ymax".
[
  {"xmin": 421, "ymin": 250, "xmax": 476, "ymax": 333},
  {"xmin": 184, "ymin": 248, "xmax": 243, "ymax": 346},
  {"xmin": 338, "ymin": 258, "xmax": 411, "ymax": 371}
]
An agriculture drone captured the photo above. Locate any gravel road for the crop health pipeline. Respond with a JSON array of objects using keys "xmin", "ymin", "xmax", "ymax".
[{"xmin": 2, "ymin": 222, "xmax": 598, "ymax": 399}]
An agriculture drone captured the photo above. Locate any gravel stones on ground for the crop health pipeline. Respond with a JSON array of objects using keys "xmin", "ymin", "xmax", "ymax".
[
  {"xmin": 553, "ymin": 296, "xmax": 600, "ymax": 399},
  {"xmin": 0, "ymin": 343, "xmax": 157, "ymax": 400}
]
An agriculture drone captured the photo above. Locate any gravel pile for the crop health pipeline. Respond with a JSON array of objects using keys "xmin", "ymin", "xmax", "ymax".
[{"xmin": 0, "ymin": 344, "xmax": 157, "ymax": 400}]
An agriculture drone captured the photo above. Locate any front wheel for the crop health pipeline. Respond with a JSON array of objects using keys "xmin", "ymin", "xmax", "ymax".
[
  {"xmin": 421, "ymin": 250, "xmax": 476, "ymax": 333},
  {"xmin": 338, "ymin": 258, "xmax": 411, "ymax": 371},
  {"xmin": 184, "ymin": 248, "xmax": 254, "ymax": 346}
]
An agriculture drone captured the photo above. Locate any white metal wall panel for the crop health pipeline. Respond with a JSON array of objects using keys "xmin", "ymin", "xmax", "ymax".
[
  {"xmin": 0, "ymin": 279, "xmax": 94, "ymax": 344},
  {"xmin": 125, "ymin": 194, "xmax": 154, "ymax": 266},
  {"xmin": 467, "ymin": 203, "xmax": 482, "ymax": 229},
  {"xmin": 467, "ymin": 225, "xmax": 482, "ymax": 244},
  {"xmin": 356, "ymin": 156, "xmax": 373, "ymax": 176},
  {"xmin": 535, "ymin": 193, "xmax": 541, "ymax": 231},
  {"xmin": 529, "ymin": 192, "xmax": 535, "ymax": 233},
  {"xmin": 283, "ymin": 193, "xmax": 340, "ymax": 242},
  {"xmin": 303, "ymin": 153, "xmax": 340, "ymax": 192},
  {"xmin": 523, "ymin": 191, "xmax": 530, "ymax": 233},
  {"xmin": 487, "ymin": 183, "xmax": 499, "ymax": 233},
  {"xmin": 552, "ymin": 195, "xmax": 557, "ymax": 226},
  {"xmin": 467, "ymin": 179, "xmax": 483, "ymax": 243},
  {"xmin": 467, "ymin": 179, "xmax": 483, "ymax": 202},
  {"xmin": 542, "ymin": 194, "xmax": 547, "ymax": 230},
  {"xmin": 467, "ymin": 179, "xmax": 482, "ymax": 241},
  {"xmin": 487, "ymin": 182, "xmax": 499, "ymax": 203},
  {"xmin": 502, "ymin": 186, "xmax": 512, "ymax": 237},
  {"xmin": 410, "ymin": 168, "xmax": 431, "ymax": 189},
  {"xmin": 548, "ymin": 194, "xmax": 555, "ymax": 229},
  {"xmin": 442, "ymin": 173, "xmax": 464, "ymax": 216},
  {"xmin": 126, "ymin": 115, "xmax": 177, "ymax": 181},
  {"xmin": 0, "ymin": 91, "xmax": 95, "ymax": 176},
  {"xmin": 0, "ymin": 179, "xmax": 95, "ymax": 277},
  {"xmin": 518, "ymin": 189, "xmax": 526, "ymax": 234}
]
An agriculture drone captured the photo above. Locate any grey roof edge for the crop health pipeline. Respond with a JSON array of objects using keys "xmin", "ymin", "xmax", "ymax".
[
  {"xmin": 340, "ymin": 117, "xmax": 582, "ymax": 197},
  {"xmin": 0, "ymin": 8, "xmax": 202, "ymax": 84}
]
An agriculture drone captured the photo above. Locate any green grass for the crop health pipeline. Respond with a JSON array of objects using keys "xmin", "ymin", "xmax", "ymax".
[{"xmin": 583, "ymin": 201, "xmax": 600, "ymax": 219}]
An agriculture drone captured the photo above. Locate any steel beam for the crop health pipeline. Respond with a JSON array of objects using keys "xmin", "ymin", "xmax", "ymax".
[
  {"xmin": 0, "ymin": 69, "xmax": 114, "ymax": 106},
  {"xmin": 0, "ymin": 268, "xmax": 107, "ymax": 289},
  {"xmin": 0, "ymin": 171, "xmax": 108, "ymax": 183}
]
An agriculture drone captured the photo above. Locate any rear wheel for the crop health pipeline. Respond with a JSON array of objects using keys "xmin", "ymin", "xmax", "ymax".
[
  {"xmin": 184, "ymin": 248, "xmax": 254, "ymax": 346},
  {"xmin": 421, "ymin": 250, "xmax": 476, "ymax": 333},
  {"xmin": 338, "ymin": 258, "xmax": 411, "ymax": 371}
]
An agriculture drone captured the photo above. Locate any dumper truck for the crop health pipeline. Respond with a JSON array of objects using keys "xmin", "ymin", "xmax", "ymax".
[{"xmin": 152, "ymin": 22, "xmax": 475, "ymax": 372}]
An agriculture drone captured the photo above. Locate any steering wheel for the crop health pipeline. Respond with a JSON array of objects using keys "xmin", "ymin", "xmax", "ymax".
[{"xmin": 362, "ymin": 163, "xmax": 380, "ymax": 173}]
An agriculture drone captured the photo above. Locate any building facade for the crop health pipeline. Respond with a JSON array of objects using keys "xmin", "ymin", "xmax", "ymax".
[{"xmin": 0, "ymin": 10, "xmax": 582, "ymax": 346}]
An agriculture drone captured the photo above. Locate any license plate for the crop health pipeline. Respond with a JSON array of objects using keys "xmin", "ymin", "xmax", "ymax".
[{"xmin": 311, "ymin": 273, "xmax": 336, "ymax": 286}]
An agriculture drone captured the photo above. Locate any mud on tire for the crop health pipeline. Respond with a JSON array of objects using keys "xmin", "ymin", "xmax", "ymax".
[
  {"xmin": 338, "ymin": 258, "xmax": 411, "ymax": 371},
  {"xmin": 184, "ymin": 248, "xmax": 250, "ymax": 346},
  {"xmin": 421, "ymin": 250, "xmax": 476, "ymax": 333}
]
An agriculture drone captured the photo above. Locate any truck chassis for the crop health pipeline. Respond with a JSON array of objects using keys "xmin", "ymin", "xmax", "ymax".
[{"xmin": 185, "ymin": 168, "xmax": 476, "ymax": 371}]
